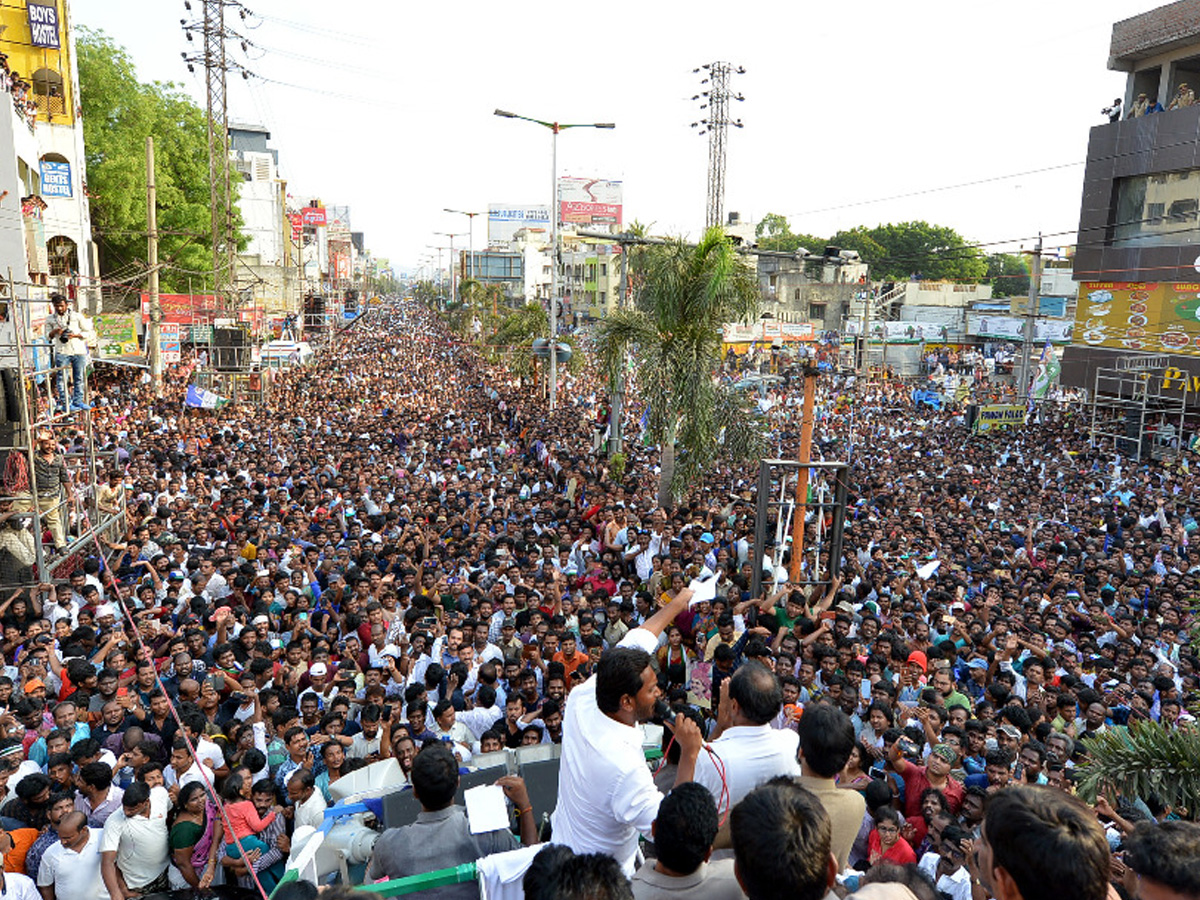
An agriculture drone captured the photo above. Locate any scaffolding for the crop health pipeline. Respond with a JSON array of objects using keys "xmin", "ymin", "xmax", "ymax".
[
  {"xmin": 0, "ymin": 280, "xmax": 126, "ymax": 587},
  {"xmin": 1089, "ymin": 357, "xmax": 1190, "ymax": 462},
  {"xmin": 750, "ymin": 459, "xmax": 850, "ymax": 601},
  {"xmin": 191, "ymin": 367, "xmax": 270, "ymax": 405}
]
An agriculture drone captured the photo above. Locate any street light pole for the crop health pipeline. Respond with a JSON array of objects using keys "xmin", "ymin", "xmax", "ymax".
[
  {"xmin": 445, "ymin": 210, "xmax": 482, "ymax": 282},
  {"xmin": 494, "ymin": 108, "xmax": 614, "ymax": 410},
  {"xmin": 434, "ymin": 231, "xmax": 465, "ymax": 306}
]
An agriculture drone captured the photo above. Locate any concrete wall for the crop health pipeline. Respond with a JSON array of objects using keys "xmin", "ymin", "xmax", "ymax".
[{"xmin": 0, "ymin": 94, "xmax": 31, "ymax": 287}]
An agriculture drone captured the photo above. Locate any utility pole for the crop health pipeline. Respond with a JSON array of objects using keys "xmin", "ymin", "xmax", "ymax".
[
  {"xmin": 1016, "ymin": 234, "xmax": 1043, "ymax": 395},
  {"xmin": 790, "ymin": 361, "xmax": 819, "ymax": 583},
  {"xmin": 494, "ymin": 109, "xmax": 614, "ymax": 410},
  {"xmin": 692, "ymin": 62, "xmax": 744, "ymax": 230},
  {"xmin": 183, "ymin": 1, "xmax": 251, "ymax": 315},
  {"xmin": 146, "ymin": 136, "xmax": 162, "ymax": 395},
  {"xmin": 609, "ymin": 244, "xmax": 630, "ymax": 456}
]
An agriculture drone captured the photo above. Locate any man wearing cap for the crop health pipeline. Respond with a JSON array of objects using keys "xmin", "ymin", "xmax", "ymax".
[
  {"xmin": 1169, "ymin": 82, "xmax": 1195, "ymax": 110},
  {"xmin": 888, "ymin": 739, "xmax": 964, "ymax": 822},
  {"xmin": 898, "ymin": 651, "xmax": 927, "ymax": 703},
  {"xmin": 697, "ymin": 532, "xmax": 718, "ymax": 572},
  {"xmin": 298, "ymin": 662, "xmax": 334, "ymax": 709}
]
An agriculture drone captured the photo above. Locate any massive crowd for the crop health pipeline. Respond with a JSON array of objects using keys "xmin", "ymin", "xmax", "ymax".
[{"xmin": 0, "ymin": 296, "xmax": 1196, "ymax": 900}]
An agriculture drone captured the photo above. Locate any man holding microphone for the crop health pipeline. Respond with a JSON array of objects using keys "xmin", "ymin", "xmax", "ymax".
[{"xmin": 553, "ymin": 587, "xmax": 704, "ymax": 876}]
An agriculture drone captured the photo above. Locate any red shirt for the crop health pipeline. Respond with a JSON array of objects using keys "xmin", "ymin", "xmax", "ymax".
[
  {"xmin": 897, "ymin": 761, "xmax": 965, "ymax": 821},
  {"xmin": 868, "ymin": 830, "xmax": 917, "ymax": 865}
]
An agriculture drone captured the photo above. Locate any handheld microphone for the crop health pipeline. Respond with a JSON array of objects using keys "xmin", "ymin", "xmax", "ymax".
[{"xmin": 654, "ymin": 699, "xmax": 676, "ymax": 725}]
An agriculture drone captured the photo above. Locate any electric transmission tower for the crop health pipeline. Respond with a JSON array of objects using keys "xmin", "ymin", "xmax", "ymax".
[
  {"xmin": 691, "ymin": 62, "xmax": 744, "ymax": 231},
  {"xmin": 182, "ymin": 0, "xmax": 252, "ymax": 312}
]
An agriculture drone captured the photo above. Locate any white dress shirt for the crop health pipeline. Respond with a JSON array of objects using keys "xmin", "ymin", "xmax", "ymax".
[
  {"xmin": 294, "ymin": 789, "xmax": 327, "ymax": 830},
  {"xmin": 552, "ymin": 627, "xmax": 662, "ymax": 877},
  {"xmin": 918, "ymin": 852, "xmax": 973, "ymax": 900},
  {"xmin": 694, "ymin": 723, "xmax": 801, "ymax": 810}
]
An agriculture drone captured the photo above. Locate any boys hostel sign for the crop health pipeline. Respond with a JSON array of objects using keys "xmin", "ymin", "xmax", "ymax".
[{"xmin": 27, "ymin": 2, "xmax": 59, "ymax": 49}]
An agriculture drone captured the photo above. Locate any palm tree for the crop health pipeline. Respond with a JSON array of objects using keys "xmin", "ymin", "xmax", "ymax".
[
  {"xmin": 455, "ymin": 278, "xmax": 492, "ymax": 340},
  {"xmin": 594, "ymin": 226, "xmax": 764, "ymax": 508},
  {"xmin": 1076, "ymin": 721, "xmax": 1200, "ymax": 814},
  {"xmin": 488, "ymin": 302, "xmax": 582, "ymax": 383}
]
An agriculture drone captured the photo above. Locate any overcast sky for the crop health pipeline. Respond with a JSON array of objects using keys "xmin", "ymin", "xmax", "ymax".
[{"xmin": 72, "ymin": 0, "xmax": 1146, "ymax": 273}]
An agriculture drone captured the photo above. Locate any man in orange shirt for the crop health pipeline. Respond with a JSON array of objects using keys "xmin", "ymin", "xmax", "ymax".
[{"xmin": 552, "ymin": 633, "xmax": 587, "ymax": 681}]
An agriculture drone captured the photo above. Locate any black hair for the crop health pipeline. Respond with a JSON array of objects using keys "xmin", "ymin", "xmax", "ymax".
[
  {"xmin": 654, "ymin": 782, "xmax": 718, "ymax": 876},
  {"xmin": 797, "ymin": 703, "xmax": 855, "ymax": 778},
  {"xmin": 864, "ymin": 778, "xmax": 893, "ymax": 812},
  {"xmin": 730, "ymin": 777, "xmax": 832, "ymax": 900},
  {"xmin": 220, "ymin": 773, "xmax": 245, "ymax": 802},
  {"xmin": 523, "ymin": 845, "xmax": 577, "ymax": 900},
  {"xmin": 728, "ymin": 661, "xmax": 783, "ymax": 726},
  {"xmin": 122, "ymin": 780, "xmax": 150, "ymax": 809},
  {"xmin": 544, "ymin": 853, "xmax": 632, "ymax": 900},
  {"xmin": 983, "ymin": 785, "xmax": 1110, "ymax": 900},
  {"xmin": 410, "ymin": 741, "xmax": 459, "ymax": 811},
  {"xmin": 595, "ymin": 647, "xmax": 652, "ymax": 715},
  {"xmin": 77, "ymin": 761, "xmax": 113, "ymax": 792},
  {"xmin": 70, "ymin": 739, "xmax": 101, "ymax": 763},
  {"xmin": 1123, "ymin": 820, "xmax": 1200, "ymax": 893},
  {"xmin": 242, "ymin": 748, "xmax": 266, "ymax": 773},
  {"xmin": 270, "ymin": 881, "xmax": 320, "ymax": 900}
]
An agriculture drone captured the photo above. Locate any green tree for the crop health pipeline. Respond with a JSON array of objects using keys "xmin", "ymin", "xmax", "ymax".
[
  {"xmin": 412, "ymin": 280, "xmax": 439, "ymax": 306},
  {"xmin": 754, "ymin": 211, "xmax": 825, "ymax": 255},
  {"xmin": 78, "ymin": 27, "xmax": 244, "ymax": 294},
  {"xmin": 828, "ymin": 227, "xmax": 886, "ymax": 264},
  {"xmin": 985, "ymin": 252, "xmax": 1031, "ymax": 298},
  {"xmin": 862, "ymin": 221, "xmax": 986, "ymax": 282},
  {"xmin": 488, "ymin": 302, "xmax": 581, "ymax": 380},
  {"xmin": 595, "ymin": 227, "xmax": 763, "ymax": 508}
]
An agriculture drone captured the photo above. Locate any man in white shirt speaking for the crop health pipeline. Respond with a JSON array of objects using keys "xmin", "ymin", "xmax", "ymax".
[{"xmin": 553, "ymin": 589, "xmax": 703, "ymax": 876}]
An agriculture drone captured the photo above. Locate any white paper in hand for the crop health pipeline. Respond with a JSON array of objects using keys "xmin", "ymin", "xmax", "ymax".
[
  {"xmin": 464, "ymin": 784, "xmax": 510, "ymax": 835},
  {"xmin": 687, "ymin": 574, "xmax": 718, "ymax": 606},
  {"xmin": 915, "ymin": 559, "xmax": 941, "ymax": 581}
]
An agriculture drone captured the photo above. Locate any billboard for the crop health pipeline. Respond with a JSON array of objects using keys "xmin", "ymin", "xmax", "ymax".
[
  {"xmin": 723, "ymin": 321, "xmax": 815, "ymax": 343},
  {"xmin": 160, "ymin": 324, "xmax": 181, "ymax": 363},
  {"xmin": 93, "ymin": 313, "xmax": 139, "ymax": 358},
  {"xmin": 488, "ymin": 204, "xmax": 550, "ymax": 245},
  {"xmin": 967, "ymin": 314, "xmax": 1073, "ymax": 343},
  {"xmin": 559, "ymin": 177, "xmax": 622, "ymax": 229},
  {"xmin": 975, "ymin": 404, "xmax": 1025, "ymax": 432},
  {"xmin": 1010, "ymin": 296, "xmax": 1068, "ymax": 318},
  {"xmin": 140, "ymin": 293, "xmax": 221, "ymax": 325},
  {"xmin": 300, "ymin": 207, "xmax": 327, "ymax": 227},
  {"xmin": 1073, "ymin": 281, "xmax": 1200, "ymax": 356}
]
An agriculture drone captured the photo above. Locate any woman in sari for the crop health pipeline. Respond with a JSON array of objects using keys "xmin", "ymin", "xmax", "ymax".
[
  {"xmin": 655, "ymin": 625, "xmax": 694, "ymax": 691},
  {"xmin": 169, "ymin": 781, "xmax": 223, "ymax": 889}
]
